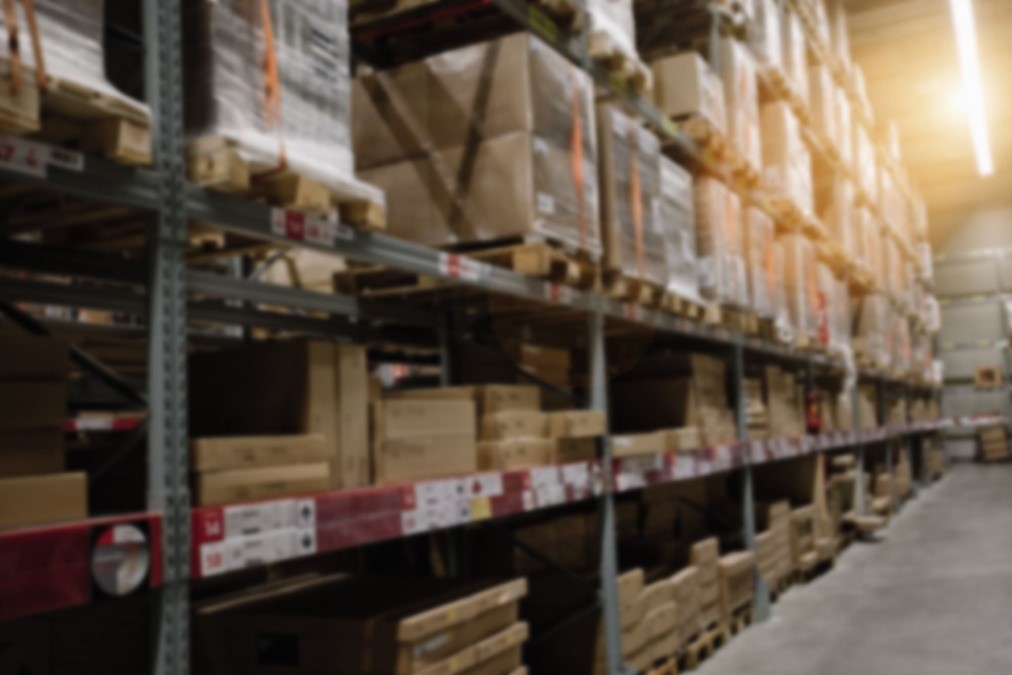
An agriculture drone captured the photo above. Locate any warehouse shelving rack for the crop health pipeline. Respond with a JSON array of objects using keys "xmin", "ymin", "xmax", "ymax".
[{"xmin": 0, "ymin": 1, "xmax": 958, "ymax": 674}]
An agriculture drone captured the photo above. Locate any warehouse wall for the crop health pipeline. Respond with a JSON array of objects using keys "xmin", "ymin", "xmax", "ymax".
[{"xmin": 936, "ymin": 208, "xmax": 1012, "ymax": 459}]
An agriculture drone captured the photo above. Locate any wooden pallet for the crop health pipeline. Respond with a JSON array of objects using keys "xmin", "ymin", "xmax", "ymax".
[
  {"xmin": 681, "ymin": 621, "xmax": 726, "ymax": 671},
  {"xmin": 701, "ymin": 302, "xmax": 723, "ymax": 327},
  {"xmin": 606, "ymin": 274, "xmax": 665, "ymax": 307},
  {"xmin": 0, "ymin": 63, "xmax": 151, "ymax": 165},
  {"xmin": 725, "ymin": 605, "xmax": 753, "ymax": 639},
  {"xmin": 679, "ymin": 116, "xmax": 729, "ymax": 163},
  {"xmin": 186, "ymin": 135, "xmax": 385, "ymax": 228},
  {"xmin": 720, "ymin": 306, "xmax": 759, "ymax": 335},
  {"xmin": 644, "ymin": 655, "xmax": 679, "ymax": 675},
  {"xmin": 664, "ymin": 292, "xmax": 707, "ymax": 319},
  {"xmin": 728, "ymin": 149, "xmax": 761, "ymax": 188},
  {"xmin": 588, "ymin": 30, "xmax": 652, "ymax": 94}
]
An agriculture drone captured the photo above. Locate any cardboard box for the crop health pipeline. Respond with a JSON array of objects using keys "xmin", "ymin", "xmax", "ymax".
[
  {"xmin": 0, "ymin": 334, "xmax": 70, "ymax": 379},
  {"xmin": 480, "ymin": 410, "xmax": 547, "ymax": 441},
  {"xmin": 501, "ymin": 341, "xmax": 571, "ymax": 372},
  {"xmin": 0, "ymin": 472, "xmax": 86, "ymax": 530},
  {"xmin": 388, "ymin": 385, "xmax": 540, "ymax": 415},
  {"xmin": 556, "ymin": 437, "xmax": 598, "ymax": 462},
  {"xmin": 0, "ymin": 429, "xmax": 63, "ymax": 477},
  {"xmin": 197, "ymin": 575, "xmax": 527, "ymax": 675},
  {"xmin": 190, "ymin": 434, "xmax": 328, "ymax": 473},
  {"xmin": 0, "ymin": 381, "xmax": 66, "ymax": 430},
  {"xmin": 478, "ymin": 438, "xmax": 556, "ymax": 471},
  {"xmin": 651, "ymin": 52, "xmax": 727, "ymax": 133},
  {"xmin": 718, "ymin": 551, "xmax": 756, "ymax": 617},
  {"xmin": 718, "ymin": 38, "xmax": 761, "ymax": 172},
  {"xmin": 375, "ymin": 435, "xmax": 477, "ymax": 485},
  {"xmin": 375, "ymin": 399, "xmax": 477, "ymax": 441},
  {"xmin": 547, "ymin": 410, "xmax": 606, "ymax": 439},
  {"xmin": 664, "ymin": 426, "xmax": 701, "ymax": 453},
  {"xmin": 596, "ymin": 101, "xmax": 666, "ymax": 287},
  {"xmin": 194, "ymin": 463, "xmax": 330, "ymax": 506},
  {"xmin": 190, "ymin": 340, "xmax": 369, "ymax": 489},
  {"xmin": 611, "ymin": 431, "xmax": 667, "ymax": 458}
]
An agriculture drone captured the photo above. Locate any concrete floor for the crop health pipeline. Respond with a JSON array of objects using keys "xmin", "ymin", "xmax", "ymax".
[{"xmin": 697, "ymin": 463, "xmax": 1012, "ymax": 675}]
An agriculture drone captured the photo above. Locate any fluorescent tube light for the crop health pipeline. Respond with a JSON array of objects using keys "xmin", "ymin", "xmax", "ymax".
[{"xmin": 949, "ymin": 0, "xmax": 994, "ymax": 176}]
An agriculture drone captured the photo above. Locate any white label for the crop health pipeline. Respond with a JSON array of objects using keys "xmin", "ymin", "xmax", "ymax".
[
  {"xmin": 534, "ymin": 483, "xmax": 566, "ymax": 507},
  {"xmin": 200, "ymin": 542, "xmax": 228, "ymax": 577},
  {"xmin": 561, "ymin": 462, "xmax": 590, "ymax": 487},
  {"xmin": 73, "ymin": 416, "xmax": 115, "ymax": 431},
  {"xmin": 439, "ymin": 253, "xmax": 487, "ymax": 282},
  {"xmin": 223, "ymin": 501, "xmax": 295, "ymax": 538},
  {"xmin": 47, "ymin": 145, "xmax": 85, "ymax": 171},
  {"xmin": 675, "ymin": 455, "xmax": 696, "ymax": 479},
  {"xmin": 544, "ymin": 281, "xmax": 574, "ymax": 304},
  {"xmin": 0, "ymin": 135, "xmax": 47, "ymax": 177},
  {"xmin": 536, "ymin": 192, "xmax": 556, "ymax": 215},
  {"xmin": 616, "ymin": 472, "xmax": 645, "ymax": 491},
  {"xmin": 529, "ymin": 466, "xmax": 561, "ymax": 489},
  {"xmin": 414, "ymin": 479, "xmax": 460, "ymax": 509},
  {"xmin": 463, "ymin": 473, "xmax": 504, "ymax": 499}
]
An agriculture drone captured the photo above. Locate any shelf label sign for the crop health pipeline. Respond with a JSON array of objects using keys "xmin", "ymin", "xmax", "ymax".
[
  {"xmin": 545, "ymin": 282, "xmax": 573, "ymax": 304},
  {"xmin": 439, "ymin": 253, "xmax": 488, "ymax": 283},
  {"xmin": 270, "ymin": 209, "xmax": 340, "ymax": 245},
  {"xmin": 0, "ymin": 135, "xmax": 83, "ymax": 177}
]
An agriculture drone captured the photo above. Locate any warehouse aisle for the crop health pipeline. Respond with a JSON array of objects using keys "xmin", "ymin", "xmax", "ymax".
[{"xmin": 697, "ymin": 464, "xmax": 1012, "ymax": 675}]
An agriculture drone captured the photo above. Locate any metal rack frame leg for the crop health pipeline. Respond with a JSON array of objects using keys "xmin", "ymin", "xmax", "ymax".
[
  {"xmin": 852, "ymin": 385, "xmax": 866, "ymax": 516},
  {"xmin": 734, "ymin": 342, "xmax": 770, "ymax": 621},
  {"xmin": 588, "ymin": 306, "xmax": 630, "ymax": 675},
  {"xmin": 145, "ymin": 1, "xmax": 190, "ymax": 673}
]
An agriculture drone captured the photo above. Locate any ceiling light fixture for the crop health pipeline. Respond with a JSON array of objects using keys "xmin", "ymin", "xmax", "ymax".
[{"xmin": 949, "ymin": 0, "xmax": 994, "ymax": 176}]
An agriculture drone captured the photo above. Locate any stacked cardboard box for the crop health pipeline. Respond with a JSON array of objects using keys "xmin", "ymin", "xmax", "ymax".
[
  {"xmin": 627, "ymin": 578, "xmax": 679, "ymax": 670},
  {"xmin": 354, "ymin": 34, "xmax": 599, "ymax": 257},
  {"xmin": 764, "ymin": 366, "xmax": 805, "ymax": 438},
  {"xmin": 695, "ymin": 177, "xmax": 747, "ymax": 307},
  {"xmin": 978, "ymin": 426, "xmax": 1010, "ymax": 462},
  {"xmin": 190, "ymin": 435, "xmax": 331, "ymax": 506},
  {"xmin": 756, "ymin": 501, "xmax": 792, "ymax": 587},
  {"xmin": 0, "ymin": 335, "xmax": 86, "ymax": 530},
  {"xmin": 718, "ymin": 551, "xmax": 755, "ymax": 621},
  {"xmin": 660, "ymin": 157, "xmax": 700, "ymax": 303},
  {"xmin": 196, "ymin": 575, "xmax": 528, "ymax": 675},
  {"xmin": 790, "ymin": 505, "xmax": 819, "ymax": 574},
  {"xmin": 718, "ymin": 38, "xmax": 761, "ymax": 175},
  {"xmin": 501, "ymin": 341, "xmax": 572, "ymax": 390},
  {"xmin": 373, "ymin": 395, "xmax": 478, "ymax": 484},
  {"xmin": 669, "ymin": 566, "xmax": 701, "ymax": 648},
  {"xmin": 691, "ymin": 538, "xmax": 721, "ymax": 629},
  {"xmin": 925, "ymin": 438, "xmax": 946, "ymax": 478},
  {"xmin": 651, "ymin": 52, "xmax": 727, "ymax": 134},
  {"xmin": 744, "ymin": 207, "xmax": 776, "ymax": 320},
  {"xmin": 190, "ymin": 340, "xmax": 370, "ymax": 489},
  {"xmin": 760, "ymin": 102, "xmax": 813, "ymax": 217},
  {"xmin": 745, "ymin": 378, "xmax": 769, "ymax": 440},
  {"xmin": 597, "ymin": 102, "xmax": 666, "ymax": 288},
  {"xmin": 590, "ymin": 569, "xmax": 647, "ymax": 674},
  {"xmin": 818, "ymin": 176, "xmax": 855, "ymax": 260}
]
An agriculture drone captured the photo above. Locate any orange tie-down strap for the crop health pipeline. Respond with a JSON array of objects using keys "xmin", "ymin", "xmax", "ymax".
[
  {"xmin": 3, "ymin": 0, "xmax": 46, "ymax": 93},
  {"xmin": 568, "ymin": 66, "xmax": 587, "ymax": 255},
  {"xmin": 257, "ymin": 0, "xmax": 287, "ymax": 176}
]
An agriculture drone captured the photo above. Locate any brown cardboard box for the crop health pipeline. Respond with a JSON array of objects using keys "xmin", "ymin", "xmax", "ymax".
[
  {"xmin": 480, "ymin": 410, "xmax": 547, "ymax": 441},
  {"xmin": 618, "ymin": 568, "xmax": 645, "ymax": 629},
  {"xmin": 190, "ymin": 434, "xmax": 328, "ymax": 472},
  {"xmin": 0, "ymin": 429, "xmax": 63, "ymax": 477},
  {"xmin": 0, "ymin": 381, "xmax": 66, "ymax": 430},
  {"xmin": 388, "ymin": 385, "xmax": 540, "ymax": 415},
  {"xmin": 665, "ymin": 426, "xmax": 701, "ymax": 452},
  {"xmin": 189, "ymin": 340, "xmax": 369, "ymax": 488},
  {"xmin": 556, "ymin": 437, "xmax": 598, "ymax": 462},
  {"xmin": 718, "ymin": 551, "xmax": 755, "ymax": 618},
  {"xmin": 547, "ymin": 410, "xmax": 606, "ymax": 439},
  {"xmin": 478, "ymin": 438, "xmax": 556, "ymax": 471},
  {"xmin": 501, "ymin": 341, "xmax": 571, "ymax": 372},
  {"xmin": 0, "ymin": 472, "xmax": 86, "ymax": 530},
  {"xmin": 360, "ymin": 129, "xmax": 600, "ymax": 256},
  {"xmin": 194, "ymin": 463, "xmax": 330, "ymax": 506},
  {"xmin": 375, "ymin": 399, "xmax": 476, "ymax": 441},
  {"xmin": 376, "ymin": 435, "xmax": 477, "ymax": 485},
  {"xmin": 0, "ymin": 334, "xmax": 70, "ymax": 379},
  {"xmin": 643, "ymin": 601, "xmax": 678, "ymax": 642},
  {"xmin": 197, "ymin": 575, "xmax": 527, "ymax": 675},
  {"xmin": 651, "ymin": 51, "xmax": 727, "ymax": 133},
  {"xmin": 611, "ymin": 431, "xmax": 667, "ymax": 458},
  {"xmin": 639, "ymin": 579, "xmax": 673, "ymax": 614}
]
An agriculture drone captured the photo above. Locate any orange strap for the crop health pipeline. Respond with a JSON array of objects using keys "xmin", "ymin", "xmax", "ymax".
[
  {"xmin": 259, "ymin": 0, "xmax": 287, "ymax": 174},
  {"xmin": 4, "ymin": 0, "xmax": 20, "ymax": 93},
  {"xmin": 21, "ymin": 0, "xmax": 44, "ymax": 91},
  {"xmin": 628, "ymin": 123, "xmax": 645, "ymax": 280},
  {"xmin": 568, "ymin": 67, "xmax": 586, "ymax": 254}
]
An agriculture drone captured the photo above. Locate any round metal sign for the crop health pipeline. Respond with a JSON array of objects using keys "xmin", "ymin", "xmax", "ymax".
[{"xmin": 91, "ymin": 524, "xmax": 150, "ymax": 596}]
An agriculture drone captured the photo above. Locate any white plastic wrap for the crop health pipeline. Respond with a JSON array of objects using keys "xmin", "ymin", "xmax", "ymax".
[
  {"xmin": 587, "ymin": 0, "xmax": 638, "ymax": 62},
  {"xmin": 751, "ymin": 0, "xmax": 784, "ymax": 78},
  {"xmin": 884, "ymin": 238, "xmax": 903, "ymax": 301},
  {"xmin": 781, "ymin": 7, "xmax": 808, "ymax": 106},
  {"xmin": 856, "ymin": 208, "xmax": 882, "ymax": 286},
  {"xmin": 744, "ymin": 207, "xmax": 775, "ymax": 319},
  {"xmin": 0, "ymin": 1, "xmax": 147, "ymax": 118},
  {"xmin": 808, "ymin": 63, "xmax": 837, "ymax": 146},
  {"xmin": 652, "ymin": 52, "xmax": 727, "ymax": 134},
  {"xmin": 819, "ymin": 176, "xmax": 854, "ymax": 257},
  {"xmin": 829, "ymin": 0, "xmax": 851, "ymax": 68},
  {"xmin": 660, "ymin": 157, "xmax": 700, "ymax": 302},
  {"xmin": 830, "ymin": 274, "xmax": 851, "ymax": 354},
  {"xmin": 853, "ymin": 294, "xmax": 889, "ymax": 370},
  {"xmin": 760, "ymin": 102, "xmax": 812, "ymax": 215},
  {"xmin": 815, "ymin": 262, "xmax": 835, "ymax": 347},
  {"xmin": 598, "ymin": 103, "xmax": 665, "ymax": 286},
  {"xmin": 781, "ymin": 234, "xmax": 814, "ymax": 338},
  {"xmin": 771, "ymin": 240, "xmax": 793, "ymax": 343},
  {"xmin": 719, "ymin": 38, "xmax": 761, "ymax": 174},
  {"xmin": 695, "ymin": 177, "xmax": 747, "ymax": 306},
  {"xmin": 835, "ymin": 85, "xmax": 853, "ymax": 168},
  {"xmin": 853, "ymin": 124, "xmax": 877, "ymax": 201}
]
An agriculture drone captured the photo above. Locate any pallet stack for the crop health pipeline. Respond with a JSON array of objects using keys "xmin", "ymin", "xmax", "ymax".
[
  {"xmin": 718, "ymin": 551, "xmax": 756, "ymax": 631},
  {"xmin": 978, "ymin": 426, "xmax": 1010, "ymax": 463},
  {"xmin": 756, "ymin": 501, "xmax": 793, "ymax": 596},
  {"xmin": 690, "ymin": 538, "xmax": 722, "ymax": 633},
  {"xmin": 790, "ymin": 504, "xmax": 819, "ymax": 577},
  {"xmin": 0, "ymin": 335, "xmax": 86, "ymax": 530}
]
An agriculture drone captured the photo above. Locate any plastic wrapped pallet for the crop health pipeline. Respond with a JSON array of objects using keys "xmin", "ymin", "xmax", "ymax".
[
  {"xmin": 853, "ymin": 124, "xmax": 878, "ymax": 202},
  {"xmin": 781, "ymin": 234, "xmax": 815, "ymax": 339},
  {"xmin": 184, "ymin": 0, "xmax": 380, "ymax": 203},
  {"xmin": 830, "ymin": 274, "xmax": 851, "ymax": 354},
  {"xmin": 771, "ymin": 240, "xmax": 793, "ymax": 342},
  {"xmin": 884, "ymin": 238, "xmax": 903, "ymax": 301},
  {"xmin": 718, "ymin": 38, "xmax": 761, "ymax": 174},
  {"xmin": 587, "ymin": 0, "xmax": 639, "ymax": 68},
  {"xmin": 744, "ymin": 207, "xmax": 776, "ymax": 319},
  {"xmin": 815, "ymin": 262, "xmax": 835, "ymax": 348},
  {"xmin": 0, "ymin": 1, "xmax": 148, "ymax": 119},
  {"xmin": 855, "ymin": 207, "xmax": 882, "ymax": 284},
  {"xmin": 853, "ymin": 294, "xmax": 889, "ymax": 370},
  {"xmin": 751, "ymin": 0, "xmax": 784, "ymax": 80},
  {"xmin": 829, "ymin": 0, "xmax": 851, "ymax": 69},
  {"xmin": 781, "ymin": 7, "xmax": 808, "ymax": 106},
  {"xmin": 835, "ymin": 85, "xmax": 853, "ymax": 168},
  {"xmin": 695, "ymin": 177, "xmax": 747, "ymax": 307},
  {"xmin": 660, "ymin": 157, "xmax": 700, "ymax": 302},
  {"xmin": 808, "ymin": 63, "xmax": 837, "ymax": 146},
  {"xmin": 355, "ymin": 34, "xmax": 600, "ymax": 256},
  {"xmin": 651, "ymin": 52, "xmax": 727, "ymax": 134},
  {"xmin": 760, "ymin": 102, "xmax": 812, "ymax": 215},
  {"xmin": 597, "ymin": 103, "xmax": 665, "ymax": 288},
  {"xmin": 818, "ymin": 176, "xmax": 855, "ymax": 258}
]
